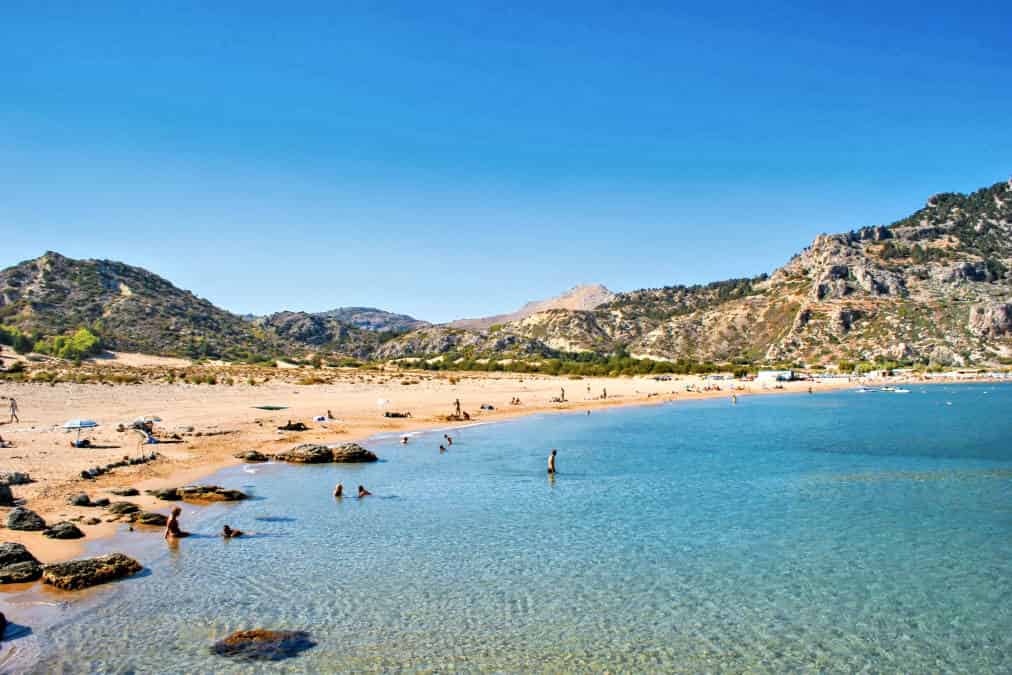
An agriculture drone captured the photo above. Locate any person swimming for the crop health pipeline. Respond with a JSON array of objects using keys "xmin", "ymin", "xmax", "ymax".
[
  {"xmin": 445, "ymin": 434, "xmax": 453, "ymax": 446},
  {"xmin": 439, "ymin": 444, "xmax": 446, "ymax": 453},
  {"xmin": 333, "ymin": 483, "xmax": 343, "ymax": 498},
  {"xmin": 222, "ymin": 524, "xmax": 244, "ymax": 538},
  {"xmin": 547, "ymin": 449, "xmax": 557, "ymax": 474},
  {"xmin": 401, "ymin": 436, "xmax": 409, "ymax": 444},
  {"xmin": 357, "ymin": 485, "xmax": 372, "ymax": 498},
  {"xmin": 164, "ymin": 506, "xmax": 190, "ymax": 539}
]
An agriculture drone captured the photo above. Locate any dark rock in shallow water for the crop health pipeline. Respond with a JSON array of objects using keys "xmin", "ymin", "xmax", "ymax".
[
  {"xmin": 67, "ymin": 493, "xmax": 91, "ymax": 507},
  {"xmin": 108, "ymin": 487, "xmax": 139, "ymax": 497},
  {"xmin": 234, "ymin": 450, "xmax": 270, "ymax": 462},
  {"xmin": 133, "ymin": 512, "xmax": 168, "ymax": 526},
  {"xmin": 44, "ymin": 522, "xmax": 85, "ymax": 540},
  {"xmin": 274, "ymin": 444, "xmax": 332, "ymax": 463},
  {"xmin": 177, "ymin": 485, "xmax": 248, "ymax": 502},
  {"xmin": 0, "ymin": 542, "xmax": 43, "ymax": 584},
  {"xmin": 330, "ymin": 443, "xmax": 378, "ymax": 463},
  {"xmin": 275, "ymin": 443, "xmax": 377, "ymax": 464},
  {"xmin": 146, "ymin": 488, "xmax": 181, "ymax": 501},
  {"xmin": 42, "ymin": 553, "xmax": 142, "ymax": 590},
  {"xmin": 211, "ymin": 629, "xmax": 316, "ymax": 661},
  {"xmin": 6, "ymin": 508, "xmax": 46, "ymax": 531},
  {"xmin": 0, "ymin": 485, "xmax": 13, "ymax": 507},
  {"xmin": 106, "ymin": 501, "xmax": 140, "ymax": 516}
]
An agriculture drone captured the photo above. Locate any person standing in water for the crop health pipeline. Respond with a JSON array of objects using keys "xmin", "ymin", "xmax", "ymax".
[
  {"xmin": 547, "ymin": 449, "xmax": 557, "ymax": 474},
  {"xmin": 732, "ymin": 393, "xmax": 737, "ymax": 405},
  {"xmin": 333, "ymin": 483, "xmax": 343, "ymax": 498},
  {"xmin": 444, "ymin": 434, "xmax": 453, "ymax": 446},
  {"xmin": 357, "ymin": 485, "xmax": 372, "ymax": 498}
]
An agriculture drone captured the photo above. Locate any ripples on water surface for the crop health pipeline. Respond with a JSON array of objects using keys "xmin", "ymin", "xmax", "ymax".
[{"xmin": 8, "ymin": 384, "xmax": 1012, "ymax": 672}]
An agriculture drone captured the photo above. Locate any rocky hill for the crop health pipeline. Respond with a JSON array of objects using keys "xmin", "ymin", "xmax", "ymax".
[
  {"xmin": 0, "ymin": 252, "xmax": 289, "ymax": 360},
  {"xmin": 448, "ymin": 284, "xmax": 614, "ymax": 331},
  {"xmin": 316, "ymin": 307, "xmax": 429, "ymax": 333},
  {"xmin": 499, "ymin": 179, "xmax": 1012, "ymax": 367}
]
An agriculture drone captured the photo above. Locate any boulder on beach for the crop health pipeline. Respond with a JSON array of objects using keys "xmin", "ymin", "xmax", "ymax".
[
  {"xmin": 0, "ymin": 485, "xmax": 13, "ymax": 508},
  {"xmin": 108, "ymin": 487, "xmax": 140, "ymax": 497},
  {"xmin": 211, "ymin": 629, "xmax": 317, "ymax": 661},
  {"xmin": 68, "ymin": 493, "xmax": 92, "ymax": 507},
  {"xmin": 0, "ymin": 542, "xmax": 43, "ymax": 584},
  {"xmin": 90, "ymin": 497, "xmax": 110, "ymax": 507},
  {"xmin": 6, "ymin": 508, "xmax": 46, "ymax": 531},
  {"xmin": 0, "ymin": 472, "xmax": 33, "ymax": 486},
  {"xmin": 42, "ymin": 553, "xmax": 142, "ymax": 590},
  {"xmin": 178, "ymin": 485, "xmax": 249, "ymax": 502},
  {"xmin": 84, "ymin": 517, "xmax": 102, "ymax": 526},
  {"xmin": 106, "ymin": 502, "xmax": 141, "ymax": 516},
  {"xmin": 44, "ymin": 522, "xmax": 85, "ymax": 540},
  {"xmin": 234, "ymin": 450, "xmax": 270, "ymax": 463},
  {"xmin": 133, "ymin": 512, "xmax": 168, "ymax": 526},
  {"xmin": 275, "ymin": 443, "xmax": 377, "ymax": 464}
]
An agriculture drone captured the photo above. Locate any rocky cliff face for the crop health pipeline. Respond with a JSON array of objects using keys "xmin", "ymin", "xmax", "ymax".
[{"xmin": 448, "ymin": 284, "xmax": 615, "ymax": 331}]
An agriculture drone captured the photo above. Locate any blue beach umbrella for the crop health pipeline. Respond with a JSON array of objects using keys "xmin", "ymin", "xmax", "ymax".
[{"xmin": 63, "ymin": 419, "xmax": 99, "ymax": 442}]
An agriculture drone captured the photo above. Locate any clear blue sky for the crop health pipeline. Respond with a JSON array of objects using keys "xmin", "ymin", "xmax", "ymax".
[{"xmin": 1, "ymin": 2, "xmax": 1009, "ymax": 322}]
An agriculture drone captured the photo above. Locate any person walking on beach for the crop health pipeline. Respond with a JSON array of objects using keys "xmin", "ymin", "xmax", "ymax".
[
  {"xmin": 602, "ymin": 388, "xmax": 607, "ymax": 400},
  {"xmin": 8, "ymin": 398, "xmax": 18, "ymax": 424},
  {"xmin": 560, "ymin": 387, "xmax": 566, "ymax": 402},
  {"xmin": 547, "ymin": 449, "xmax": 557, "ymax": 474},
  {"xmin": 454, "ymin": 398, "xmax": 461, "ymax": 416},
  {"xmin": 165, "ymin": 506, "xmax": 190, "ymax": 539}
]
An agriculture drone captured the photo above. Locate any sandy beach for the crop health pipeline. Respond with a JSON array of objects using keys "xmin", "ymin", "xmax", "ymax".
[{"xmin": 0, "ymin": 357, "xmax": 904, "ymax": 562}]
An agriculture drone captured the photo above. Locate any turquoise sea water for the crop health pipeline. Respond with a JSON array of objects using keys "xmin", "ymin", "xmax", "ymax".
[{"xmin": 5, "ymin": 384, "xmax": 1012, "ymax": 672}]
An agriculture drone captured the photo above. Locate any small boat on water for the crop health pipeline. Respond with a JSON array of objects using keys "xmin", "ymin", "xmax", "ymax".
[{"xmin": 879, "ymin": 386, "xmax": 898, "ymax": 392}]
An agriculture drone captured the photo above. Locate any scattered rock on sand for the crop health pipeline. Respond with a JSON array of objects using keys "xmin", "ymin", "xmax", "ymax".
[
  {"xmin": 108, "ymin": 487, "xmax": 140, "ymax": 497},
  {"xmin": 67, "ymin": 493, "xmax": 92, "ymax": 507},
  {"xmin": 44, "ymin": 522, "xmax": 85, "ymax": 540},
  {"xmin": 0, "ymin": 485, "xmax": 13, "ymax": 508},
  {"xmin": 42, "ymin": 553, "xmax": 142, "ymax": 590},
  {"xmin": 6, "ymin": 508, "xmax": 46, "ymax": 531},
  {"xmin": 133, "ymin": 512, "xmax": 168, "ymax": 526},
  {"xmin": 211, "ymin": 629, "xmax": 317, "ymax": 661},
  {"xmin": 0, "ymin": 472, "xmax": 33, "ymax": 486},
  {"xmin": 90, "ymin": 497, "xmax": 110, "ymax": 507},
  {"xmin": 234, "ymin": 450, "xmax": 270, "ymax": 463},
  {"xmin": 106, "ymin": 502, "xmax": 140, "ymax": 516},
  {"xmin": 84, "ymin": 517, "xmax": 102, "ymax": 526},
  {"xmin": 0, "ymin": 542, "xmax": 43, "ymax": 584}
]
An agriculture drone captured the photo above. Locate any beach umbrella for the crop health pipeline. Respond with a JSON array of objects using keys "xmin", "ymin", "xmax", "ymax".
[{"xmin": 63, "ymin": 419, "xmax": 98, "ymax": 443}]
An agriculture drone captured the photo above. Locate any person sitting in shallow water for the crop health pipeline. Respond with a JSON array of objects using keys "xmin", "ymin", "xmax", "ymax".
[
  {"xmin": 222, "ymin": 524, "xmax": 243, "ymax": 538},
  {"xmin": 333, "ymin": 483, "xmax": 343, "ymax": 498},
  {"xmin": 165, "ymin": 506, "xmax": 190, "ymax": 539},
  {"xmin": 400, "ymin": 436, "xmax": 409, "ymax": 444},
  {"xmin": 439, "ymin": 444, "xmax": 446, "ymax": 453},
  {"xmin": 357, "ymin": 485, "xmax": 372, "ymax": 498}
]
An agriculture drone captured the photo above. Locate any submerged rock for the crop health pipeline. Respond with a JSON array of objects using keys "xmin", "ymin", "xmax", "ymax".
[
  {"xmin": 234, "ymin": 450, "xmax": 270, "ymax": 463},
  {"xmin": 0, "ymin": 542, "xmax": 43, "ymax": 584},
  {"xmin": 106, "ymin": 502, "xmax": 140, "ymax": 516},
  {"xmin": 211, "ymin": 629, "xmax": 317, "ymax": 661},
  {"xmin": 42, "ymin": 553, "xmax": 142, "ymax": 590},
  {"xmin": 44, "ymin": 522, "xmax": 85, "ymax": 540},
  {"xmin": 6, "ymin": 508, "xmax": 46, "ymax": 531}
]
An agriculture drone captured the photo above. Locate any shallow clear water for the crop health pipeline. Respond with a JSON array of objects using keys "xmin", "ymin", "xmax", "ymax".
[{"xmin": 7, "ymin": 385, "xmax": 1012, "ymax": 672}]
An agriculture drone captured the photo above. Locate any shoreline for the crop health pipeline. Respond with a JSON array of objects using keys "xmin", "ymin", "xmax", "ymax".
[{"xmin": 0, "ymin": 373, "xmax": 995, "ymax": 565}]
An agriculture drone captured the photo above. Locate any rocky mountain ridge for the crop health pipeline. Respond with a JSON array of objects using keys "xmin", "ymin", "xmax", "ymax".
[{"xmin": 448, "ymin": 284, "xmax": 615, "ymax": 331}]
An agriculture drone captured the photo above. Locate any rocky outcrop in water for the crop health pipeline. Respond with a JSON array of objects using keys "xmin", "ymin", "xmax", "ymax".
[
  {"xmin": 146, "ymin": 485, "xmax": 248, "ymax": 502},
  {"xmin": 6, "ymin": 508, "xmax": 46, "ymax": 531},
  {"xmin": 0, "ymin": 542, "xmax": 43, "ymax": 584},
  {"xmin": 274, "ymin": 443, "xmax": 377, "ymax": 464},
  {"xmin": 41, "ymin": 553, "xmax": 142, "ymax": 590},
  {"xmin": 211, "ymin": 629, "xmax": 317, "ymax": 661},
  {"xmin": 234, "ymin": 450, "xmax": 270, "ymax": 462},
  {"xmin": 132, "ymin": 512, "xmax": 168, "ymax": 526}
]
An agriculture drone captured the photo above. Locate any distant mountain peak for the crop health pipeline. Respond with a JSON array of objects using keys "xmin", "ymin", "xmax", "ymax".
[{"xmin": 448, "ymin": 283, "xmax": 615, "ymax": 331}]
